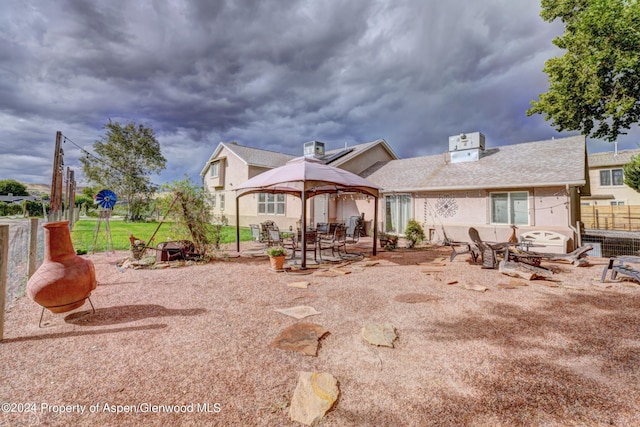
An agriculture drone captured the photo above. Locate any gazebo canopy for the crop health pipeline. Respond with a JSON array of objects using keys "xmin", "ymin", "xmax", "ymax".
[
  {"xmin": 234, "ymin": 156, "xmax": 380, "ymax": 266},
  {"xmin": 235, "ymin": 156, "xmax": 380, "ymax": 198}
]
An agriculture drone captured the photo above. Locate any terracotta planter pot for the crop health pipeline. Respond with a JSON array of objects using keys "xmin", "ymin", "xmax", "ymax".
[
  {"xmin": 269, "ymin": 255, "xmax": 286, "ymax": 271},
  {"xmin": 27, "ymin": 221, "xmax": 97, "ymax": 313}
]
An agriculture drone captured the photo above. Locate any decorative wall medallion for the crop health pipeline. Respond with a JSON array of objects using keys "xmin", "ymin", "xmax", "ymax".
[{"xmin": 435, "ymin": 195, "xmax": 458, "ymax": 218}]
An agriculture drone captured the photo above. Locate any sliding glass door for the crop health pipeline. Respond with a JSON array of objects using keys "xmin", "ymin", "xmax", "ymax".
[{"xmin": 385, "ymin": 195, "xmax": 411, "ymax": 234}]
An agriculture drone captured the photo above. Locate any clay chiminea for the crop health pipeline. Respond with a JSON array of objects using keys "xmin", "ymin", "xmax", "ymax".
[{"xmin": 27, "ymin": 221, "xmax": 97, "ymax": 313}]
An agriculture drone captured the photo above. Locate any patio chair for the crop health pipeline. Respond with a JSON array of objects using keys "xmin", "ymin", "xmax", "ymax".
[
  {"xmin": 267, "ymin": 227, "xmax": 283, "ymax": 247},
  {"xmin": 601, "ymin": 256, "xmax": 640, "ymax": 283},
  {"xmin": 288, "ymin": 229, "xmax": 318, "ymax": 262},
  {"xmin": 249, "ymin": 224, "xmax": 262, "ymax": 242},
  {"xmin": 261, "ymin": 221, "xmax": 277, "ymax": 241},
  {"xmin": 468, "ymin": 227, "xmax": 515, "ymax": 269},
  {"xmin": 345, "ymin": 216, "xmax": 363, "ymax": 244},
  {"xmin": 316, "ymin": 222, "xmax": 330, "ymax": 238},
  {"xmin": 319, "ymin": 224, "xmax": 347, "ymax": 259},
  {"xmin": 469, "ymin": 227, "xmax": 546, "ymax": 269}
]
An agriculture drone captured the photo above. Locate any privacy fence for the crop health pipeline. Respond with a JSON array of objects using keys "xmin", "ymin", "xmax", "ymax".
[
  {"xmin": 581, "ymin": 205, "xmax": 640, "ymax": 231},
  {"xmin": 579, "ymin": 205, "xmax": 640, "ymax": 257}
]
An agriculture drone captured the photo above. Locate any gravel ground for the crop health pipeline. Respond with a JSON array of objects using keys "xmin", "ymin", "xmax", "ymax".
[{"xmin": 1, "ymin": 241, "xmax": 639, "ymax": 426}]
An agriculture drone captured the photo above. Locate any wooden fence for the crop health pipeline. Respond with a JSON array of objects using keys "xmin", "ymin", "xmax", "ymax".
[{"xmin": 581, "ymin": 205, "xmax": 640, "ymax": 231}]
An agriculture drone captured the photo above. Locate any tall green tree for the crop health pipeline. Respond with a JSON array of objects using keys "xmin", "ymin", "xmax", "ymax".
[
  {"xmin": 528, "ymin": 0, "xmax": 640, "ymax": 141},
  {"xmin": 0, "ymin": 179, "xmax": 29, "ymax": 196},
  {"xmin": 80, "ymin": 121, "xmax": 166, "ymax": 221},
  {"xmin": 623, "ymin": 153, "xmax": 640, "ymax": 192}
]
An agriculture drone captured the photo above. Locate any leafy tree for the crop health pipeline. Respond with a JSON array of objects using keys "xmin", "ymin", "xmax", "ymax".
[
  {"xmin": 0, "ymin": 179, "xmax": 29, "ymax": 196},
  {"xmin": 0, "ymin": 202, "xmax": 24, "ymax": 216},
  {"xmin": 24, "ymin": 200, "xmax": 47, "ymax": 217},
  {"xmin": 81, "ymin": 186, "xmax": 97, "ymax": 199},
  {"xmin": 73, "ymin": 194, "xmax": 94, "ymax": 216},
  {"xmin": 528, "ymin": 0, "xmax": 640, "ymax": 141},
  {"xmin": 80, "ymin": 121, "xmax": 166, "ymax": 221},
  {"xmin": 623, "ymin": 153, "xmax": 640, "ymax": 192}
]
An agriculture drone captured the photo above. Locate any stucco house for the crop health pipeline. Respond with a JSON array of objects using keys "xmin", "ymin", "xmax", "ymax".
[
  {"xmin": 200, "ymin": 139, "xmax": 398, "ymax": 230},
  {"xmin": 361, "ymin": 133, "xmax": 590, "ymax": 250},
  {"xmin": 201, "ymin": 133, "xmax": 590, "ymax": 251},
  {"xmin": 583, "ymin": 147, "xmax": 640, "ymax": 206}
]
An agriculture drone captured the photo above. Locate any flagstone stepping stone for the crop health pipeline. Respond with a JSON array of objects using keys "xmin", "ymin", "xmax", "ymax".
[
  {"xmin": 275, "ymin": 306, "xmax": 321, "ymax": 319},
  {"xmin": 313, "ymin": 270, "xmax": 339, "ymax": 277},
  {"xmin": 497, "ymin": 280, "xmax": 528, "ymax": 289},
  {"xmin": 421, "ymin": 267, "xmax": 444, "ymax": 273},
  {"xmin": 270, "ymin": 323, "xmax": 329, "ymax": 356},
  {"xmin": 289, "ymin": 371, "xmax": 339, "ymax": 426},
  {"xmin": 394, "ymin": 293, "xmax": 443, "ymax": 303},
  {"xmin": 361, "ymin": 323, "xmax": 397, "ymax": 348},
  {"xmin": 288, "ymin": 281, "xmax": 310, "ymax": 289},
  {"xmin": 465, "ymin": 284, "xmax": 488, "ymax": 292},
  {"xmin": 537, "ymin": 280, "xmax": 560, "ymax": 288},
  {"xmin": 290, "ymin": 292, "xmax": 317, "ymax": 301}
]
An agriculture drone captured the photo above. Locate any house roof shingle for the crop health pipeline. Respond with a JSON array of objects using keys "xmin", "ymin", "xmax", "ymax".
[
  {"xmin": 587, "ymin": 148, "xmax": 640, "ymax": 168},
  {"xmin": 201, "ymin": 139, "xmax": 398, "ymax": 175},
  {"xmin": 200, "ymin": 143, "xmax": 296, "ymax": 175},
  {"xmin": 222, "ymin": 143, "xmax": 296, "ymax": 168},
  {"xmin": 361, "ymin": 135, "xmax": 587, "ymax": 192},
  {"xmin": 323, "ymin": 139, "xmax": 399, "ymax": 167}
]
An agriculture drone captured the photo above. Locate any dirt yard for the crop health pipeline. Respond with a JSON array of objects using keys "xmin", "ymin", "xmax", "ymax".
[{"xmin": 2, "ymin": 242, "xmax": 640, "ymax": 426}]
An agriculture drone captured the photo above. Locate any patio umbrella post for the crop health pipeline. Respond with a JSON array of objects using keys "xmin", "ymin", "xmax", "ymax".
[{"xmin": 373, "ymin": 195, "xmax": 378, "ymax": 256}]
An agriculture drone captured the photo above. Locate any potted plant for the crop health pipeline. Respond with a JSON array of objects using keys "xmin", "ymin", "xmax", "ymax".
[{"xmin": 266, "ymin": 246, "xmax": 287, "ymax": 271}]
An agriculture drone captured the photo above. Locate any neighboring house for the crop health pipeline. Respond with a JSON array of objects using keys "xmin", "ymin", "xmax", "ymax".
[
  {"xmin": 361, "ymin": 133, "xmax": 589, "ymax": 249},
  {"xmin": 200, "ymin": 140, "xmax": 398, "ymax": 230},
  {"xmin": 582, "ymin": 148, "xmax": 640, "ymax": 206}
]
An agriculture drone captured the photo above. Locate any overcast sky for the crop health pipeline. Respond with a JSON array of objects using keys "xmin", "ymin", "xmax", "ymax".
[{"xmin": 2, "ymin": 0, "xmax": 639, "ymax": 187}]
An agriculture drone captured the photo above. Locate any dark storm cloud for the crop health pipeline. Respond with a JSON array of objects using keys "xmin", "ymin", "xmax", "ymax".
[{"xmin": 1, "ymin": 0, "xmax": 637, "ymax": 186}]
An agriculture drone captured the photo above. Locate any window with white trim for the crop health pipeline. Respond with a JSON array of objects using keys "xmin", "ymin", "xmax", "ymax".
[
  {"xmin": 600, "ymin": 168, "xmax": 623, "ymax": 186},
  {"xmin": 210, "ymin": 161, "xmax": 219, "ymax": 178},
  {"xmin": 490, "ymin": 191, "xmax": 529, "ymax": 225},
  {"xmin": 258, "ymin": 193, "xmax": 285, "ymax": 215},
  {"xmin": 211, "ymin": 194, "xmax": 216, "ymax": 208},
  {"xmin": 219, "ymin": 194, "xmax": 225, "ymax": 211}
]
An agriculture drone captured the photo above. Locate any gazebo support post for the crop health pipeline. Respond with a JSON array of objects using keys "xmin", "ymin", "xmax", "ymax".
[
  {"xmin": 235, "ymin": 196, "xmax": 240, "ymax": 253},
  {"xmin": 301, "ymin": 190, "xmax": 307, "ymax": 269},
  {"xmin": 373, "ymin": 195, "xmax": 378, "ymax": 256}
]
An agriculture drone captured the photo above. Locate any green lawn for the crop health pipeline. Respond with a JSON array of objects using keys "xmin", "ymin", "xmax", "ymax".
[{"xmin": 71, "ymin": 218, "xmax": 253, "ymax": 253}]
